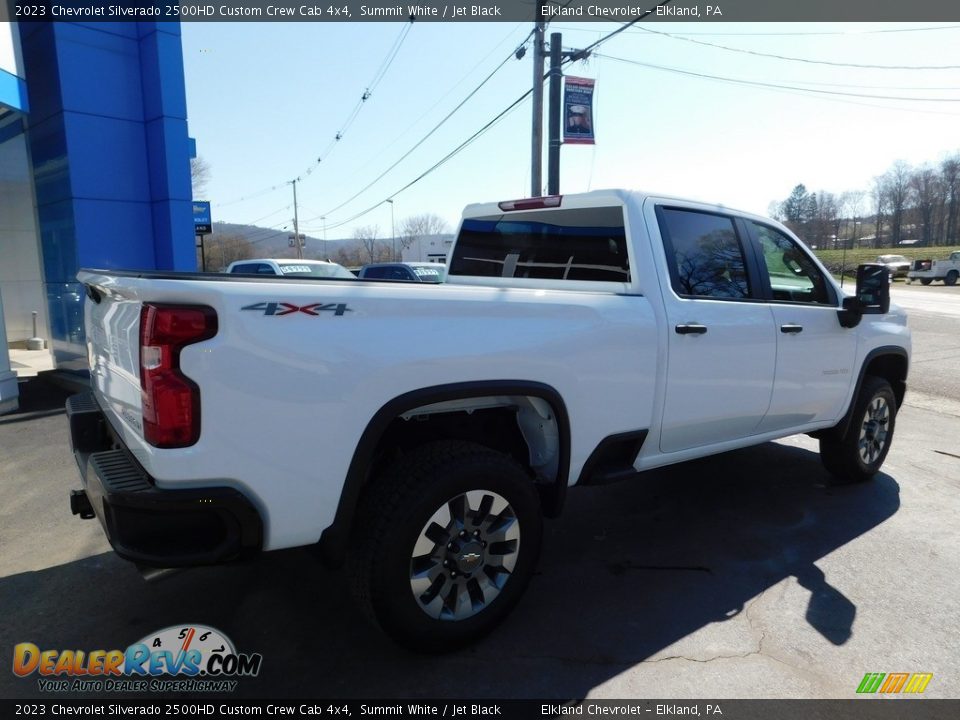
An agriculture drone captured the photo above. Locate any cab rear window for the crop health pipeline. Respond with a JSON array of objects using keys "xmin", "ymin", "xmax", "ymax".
[{"xmin": 450, "ymin": 206, "xmax": 629, "ymax": 282}]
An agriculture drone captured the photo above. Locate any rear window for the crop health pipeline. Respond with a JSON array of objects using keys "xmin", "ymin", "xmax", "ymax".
[
  {"xmin": 449, "ymin": 206, "xmax": 629, "ymax": 282},
  {"xmin": 413, "ymin": 266, "xmax": 444, "ymax": 282},
  {"xmin": 276, "ymin": 262, "xmax": 355, "ymax": 279}
]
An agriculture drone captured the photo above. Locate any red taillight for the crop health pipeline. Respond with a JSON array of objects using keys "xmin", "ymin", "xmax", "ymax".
[
  {"xmin": 497, "ymin": 195, "xmax": 563, "ymax": 211},
  {"xmin": 140, "ymin": 304, "xmax": 218, "ymax": 448}
]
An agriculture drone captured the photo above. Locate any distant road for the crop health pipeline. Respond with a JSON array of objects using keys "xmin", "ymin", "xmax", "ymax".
[
  {"xmin": 891, "ymin": 284, "xmax": 960, "ymax": 318},
  {"xmin": 887, "ymin": 284, "xmax": 960, "ymax": 406}
]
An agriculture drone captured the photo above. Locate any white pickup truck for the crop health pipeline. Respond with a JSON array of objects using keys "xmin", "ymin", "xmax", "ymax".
[
  {"xmin": 67, "ymin": 190, "xmax": 910, "ymax": 651},
  {"xmin": 907, "ymin": 251, "xmax": 960, "ymax": 286}
]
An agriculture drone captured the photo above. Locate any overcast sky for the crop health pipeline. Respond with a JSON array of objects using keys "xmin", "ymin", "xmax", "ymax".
[{"xmin": 181, "ymin": 21, "xmax": 960, "ymax": 239}]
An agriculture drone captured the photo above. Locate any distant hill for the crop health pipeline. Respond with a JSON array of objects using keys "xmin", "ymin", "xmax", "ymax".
[{"xmin": 208, "ymin": 222, "xmax": 351, "ymax": 260}]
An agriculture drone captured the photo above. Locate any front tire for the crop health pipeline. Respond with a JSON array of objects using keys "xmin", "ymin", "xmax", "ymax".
[
  {"xmin": 945, "ymin": 270, "xmax": 959, "ymax": 286},
  {"xmin": 820, "ymin": 376, "xmax": 897, "ymax": 485},
  {"xmin": 348, "ymin": 440, "xmax": 543, "ymax": 652}
]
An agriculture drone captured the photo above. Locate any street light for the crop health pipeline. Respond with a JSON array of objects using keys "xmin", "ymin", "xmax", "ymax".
[
  {"xmin": 386, "ymin": 199, "xmax": 396, "ymax": 261},
  {"xmin": 321, "ymin": 216, "xmax": 327, "ymax": 260}
]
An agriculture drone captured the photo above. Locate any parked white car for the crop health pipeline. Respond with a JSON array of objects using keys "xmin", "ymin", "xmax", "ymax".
[{"xmin": 225, "ymin": 258, "xmax": 356, "ymax": 279}]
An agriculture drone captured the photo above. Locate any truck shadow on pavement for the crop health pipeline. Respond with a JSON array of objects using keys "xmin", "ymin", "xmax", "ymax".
[{"xmin": 0, "ymin": 439, "xmax": 899, "ymax": 700}]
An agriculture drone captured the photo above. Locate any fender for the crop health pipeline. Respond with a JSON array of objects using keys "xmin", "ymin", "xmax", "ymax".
[
  {"xmin": 318, "ymin": 380, "xmax": 571, "ymax": 567},
  {"xmin": 825, "ymin": 345, "xmax": 909, "ymax": 440}
]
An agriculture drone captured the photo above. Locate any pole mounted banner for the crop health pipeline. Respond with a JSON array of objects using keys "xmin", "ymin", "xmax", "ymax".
[{"xmin": 563, "ymin": 77, "xmax": 595, "ymax": 146}]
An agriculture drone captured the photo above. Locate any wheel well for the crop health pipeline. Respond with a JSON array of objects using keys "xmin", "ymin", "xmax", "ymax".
[
  {"xmin": 319, "ymin": 386, "xmax": 569, "ymax": 568},
  {"xmin": 864, "ymin": 353, "xmax": 908, "ymax": 408}
]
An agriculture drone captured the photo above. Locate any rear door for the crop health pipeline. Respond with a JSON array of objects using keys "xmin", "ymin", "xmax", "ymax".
[{"xmin": 651, "ymin": 204, "xmax": 777, "ymax": 453}]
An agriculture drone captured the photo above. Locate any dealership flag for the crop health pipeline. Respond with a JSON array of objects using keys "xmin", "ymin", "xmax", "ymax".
[{"xmin": 563, "ymin": 77, "xmax": 595, "ymax": 145}]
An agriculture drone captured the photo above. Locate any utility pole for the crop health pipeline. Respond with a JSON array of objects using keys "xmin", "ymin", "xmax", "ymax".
[
  {"xmin": 531, "ymin": 19, "xmax": 546, "ymax": 197},
  {"xmin": 387, "ymin": 199, "xmax": 396, "ymax": 260},
  {"xmin": 290, "ymin": 178, "xmax": 303, "ymax": 260},
  {"xmin": 547, "ymin": 32, "xmax": 562, "ymax": 196}
]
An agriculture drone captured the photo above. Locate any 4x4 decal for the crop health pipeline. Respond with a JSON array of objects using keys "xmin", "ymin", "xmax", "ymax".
[{"xmin": 241, "ymin": 302, "xmax": 352, "ymax": 317}]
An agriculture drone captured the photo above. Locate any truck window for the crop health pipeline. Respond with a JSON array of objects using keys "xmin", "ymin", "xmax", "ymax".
[
  {"xmin": 450, "ymin": 206, "xmax": 629, "ymax": 282},
  {"xmin": 750, "ymin": 222, "xmax": 832, "ymax": 305},
  {"xmin": 658, "ymin": 208, "xmax": 752, "ymax": 300}
]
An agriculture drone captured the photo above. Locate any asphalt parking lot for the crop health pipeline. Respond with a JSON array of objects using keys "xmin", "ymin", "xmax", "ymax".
[{"xmin": 1, "ymin": 282, "xmax": 959, "ymax": 701}]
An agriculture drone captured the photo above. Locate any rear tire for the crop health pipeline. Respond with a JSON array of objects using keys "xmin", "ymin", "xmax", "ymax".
[
  {"xmin": 820, "ymin": 376, "xmax": 897, "ymax": 485},
  {"xmin": 347, "ymin": 440, "xmax": 543, "ymax": 652},
  {"xmin": 920, "ymin": 278, "xmax": 933, "ymax": 286},
  {"xmin": 946, "ymin": 270, "xmax": 959, "ymax": 286}
]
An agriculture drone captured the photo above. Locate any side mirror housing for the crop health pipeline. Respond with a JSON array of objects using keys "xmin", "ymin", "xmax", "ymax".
[
  {"xmin": 856, "ymin": 263, "xmax": 891, "ymax": 314},
  {"xmin": 838, "ymin": 264, "xmax": 890, "ymax": 328}
]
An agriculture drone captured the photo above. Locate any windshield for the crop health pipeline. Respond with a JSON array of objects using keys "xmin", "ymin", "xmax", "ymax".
[
  {"xmin": 879, "ymin": 256, "xmax": 908, "ymax": 263},
  {"xmin": 276, "ymin": 262, "xmax": 355, "ymax": 279}
]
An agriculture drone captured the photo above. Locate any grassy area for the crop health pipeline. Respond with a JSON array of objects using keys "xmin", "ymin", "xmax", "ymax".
[{"xmin": 812, "ymin": 245, "xmax": 960, "ymax": 271}]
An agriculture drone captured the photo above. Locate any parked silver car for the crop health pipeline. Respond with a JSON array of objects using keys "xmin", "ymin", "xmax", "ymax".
[{"xmin": 876, "ymin": 255, "xmax": 911, "ymax": 280}]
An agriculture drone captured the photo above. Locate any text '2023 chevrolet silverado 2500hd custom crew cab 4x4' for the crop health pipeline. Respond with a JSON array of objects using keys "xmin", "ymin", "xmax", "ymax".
[{"xmin": 67, "ymin": 190, "xmax": 910, "ymax": 651}]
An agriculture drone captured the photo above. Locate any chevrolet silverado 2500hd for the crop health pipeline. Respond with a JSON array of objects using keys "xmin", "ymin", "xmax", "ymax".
[{"xmin": 67, "ymin": 190, "xmax": 910, "ymax": 651}]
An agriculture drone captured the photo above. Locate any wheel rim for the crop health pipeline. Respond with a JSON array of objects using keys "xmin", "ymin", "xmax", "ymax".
[
  {"xmin": 409, "ymin": 490, "xmax": 520, "ymax": 621},
  {"xmin": 858, "ymin": 396, "xmax": 890, "ymax": 465}
]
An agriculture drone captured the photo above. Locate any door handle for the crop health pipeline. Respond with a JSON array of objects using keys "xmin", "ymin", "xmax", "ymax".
[
  {"xmin": 675, "ymin": 324, "xmax": 708, "ymax": 335},
  {"xmin": 780, "ymin": 324, "xmax": 804, "ymax": 334}
]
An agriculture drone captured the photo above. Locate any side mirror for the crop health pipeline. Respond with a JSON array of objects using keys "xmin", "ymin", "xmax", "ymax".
[
  {"xmin": 856, "ymin": 263, "xmax": 891, "ymax": 314},
  {"xmin": 837, "ymin": 264, "xmax": 890, "ymax": 328}
]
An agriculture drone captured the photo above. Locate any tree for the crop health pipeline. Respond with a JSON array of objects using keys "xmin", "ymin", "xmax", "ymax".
[
  {"xmin": 885, "ymin": 161, "xmax": 912, "ymax": 246},
  {"xmin": 941, "ymin": 155, "xmax": 960, "ymax": 245},
  {"xmin": 910, "ymin": 166, "xmax": 940, "ymax": 245},
  {"xmin": 871, "ymin": 176, "xmax": 889, "ymax": 248},
  {"xmin": 399, "ymin": 213, "xmax": 450, "ymax": 257},
  {"xmin": 191, "ymin": 156, "xmax": 211, "ymax": 199},
  {"xmin": 354, "ymin": 225, "xmax": 383, "ymax": 264},
  {"xmin": 781, "ymin": 184, "xmax": 809, "ymax": 225},
  {"xmin": 201, "ymin": 233, "xmax": 254, "ymax": 271}
]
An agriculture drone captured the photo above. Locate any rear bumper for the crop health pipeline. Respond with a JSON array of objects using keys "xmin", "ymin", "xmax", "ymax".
[{"xmin": 67, "ymin": 392, "xmax": 262, "ymax": 568}]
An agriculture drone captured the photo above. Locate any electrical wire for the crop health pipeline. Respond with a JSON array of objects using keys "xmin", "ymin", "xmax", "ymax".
[
  {"xmin": 302, "ymin": 45, "xmax": 524, "ymax": 223},
  {"xmin": 316, "ymin": 2, "xmax": 675, "ymax": 231},
  {"xmin": 336, "ymin": 25, "xmax": 534, "ymax": 183},
  {"xmin": 321, "ymin": 88, "xmax": 533, "ymax": 232},
  {"xmin": 598, "ymin": 53, "xmax": 960, "ymax": 102},
  {"xmin": 631, "ymin": 26, "xmax": 960, "ymax": 70},
  {"xmin": 215, "ymin": 21, "xmax": 413, "ymax": 208}
]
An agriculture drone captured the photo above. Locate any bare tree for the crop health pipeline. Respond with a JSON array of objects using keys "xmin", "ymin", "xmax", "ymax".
[
  {"xmin": 871, "ymin": 176, "xmax": 889, "ymax": 248},
  {"xmin": 910, "ymin": 165, "xmax": 940, "ymax": 245},
  {"xmin": 942, "ymin": 155, "xmax": 960, "ymax": 245},
  {"xmin": 885, "ymin": 161, "xmax": 912, "ymax": 246},
  {"xmin": 354, "ymin": 225, "xmax": 382, "ymax": 264},
  {"xmin": 201, "ymin": 233, "xmax": 254, "ymax": 271},
  {"xmin": 399, "ymin": 213, "xmax": 450, "ymax": 256},
  {"xmin": 191, "ymin": 156, "xmax": 212, "ymax": 199}
]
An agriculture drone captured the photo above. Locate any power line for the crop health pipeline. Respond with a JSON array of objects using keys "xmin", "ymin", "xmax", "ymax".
[
  {"xmin": 550, "ymin": 23, "xmax": 960, "ymax": 38},
  {"xmin": 316, "ymin": 7, "xmax": 672, "ymax": 232},
  {"xmin": 311, "ymin": 7, "xmax": 668, "ymax": 226},
  {"xmin": 598, "ymin": 53, "xmax": 960, "ymax": 102},
  {"xmin": 215, "ymin": 21, "xmax": 413, "ymax": 209},
  {"xmin": 335, "ymin": 25, "xmax": 533, "ymax": 185},
  {"xmin": 303, "ymin": 45, "xmax": 524, "ymax": 224},
  {"xmin": 631, "ymin": 26, "xmax": 960, "ymax": 70},
  {"xmin": 322, "ymin": 88, "xmax": 533, "ymax": 233}
]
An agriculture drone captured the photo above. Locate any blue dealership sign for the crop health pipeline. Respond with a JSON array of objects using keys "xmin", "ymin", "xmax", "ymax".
[{"xmin": 193, "ymin": 201, "xmax": 212, "ymax": 235}]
